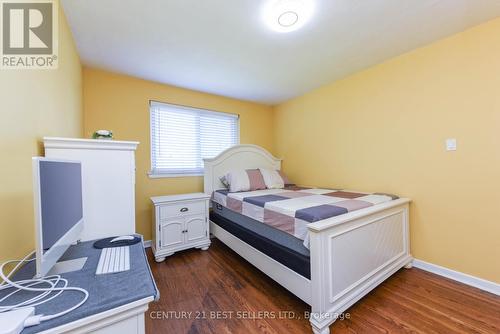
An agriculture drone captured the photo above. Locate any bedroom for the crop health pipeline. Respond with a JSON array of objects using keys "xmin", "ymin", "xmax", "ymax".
[{"xmin": 0, "ymin": 0, "xmax": 499, "ymax": 333}]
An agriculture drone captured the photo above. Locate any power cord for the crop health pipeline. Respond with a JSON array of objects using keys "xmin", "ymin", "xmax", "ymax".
[{"xmin": 0, "ymin": 252, "xmax": 89, "ymax": 333}]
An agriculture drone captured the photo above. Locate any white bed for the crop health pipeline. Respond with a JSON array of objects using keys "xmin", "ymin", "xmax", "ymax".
[{"xmin": 204, "ymin": 144, "xmax": 412, "ymax": 334}]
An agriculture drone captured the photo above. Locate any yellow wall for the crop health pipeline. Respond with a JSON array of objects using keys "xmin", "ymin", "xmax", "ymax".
[
  {"xmin": 274, "ymin": 18, "xmax": 500, "ymax": 282},
  {"xmin": 0, "ymin": 3, "xmax": 82, "ymax": 263},
  {"xmin": 83, "ymin": 68, "xmax": 274, "ymax": 241}
]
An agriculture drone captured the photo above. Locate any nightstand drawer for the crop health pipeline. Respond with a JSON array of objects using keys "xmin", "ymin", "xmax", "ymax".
[{"xmin": 159, "ymin": 200, "xmax": 205, "ymax": 219}]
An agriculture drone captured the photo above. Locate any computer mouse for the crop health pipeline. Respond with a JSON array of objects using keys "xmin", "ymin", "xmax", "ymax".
[{"xmin": 110, "ymin": 235, "xmax": 135, "ymax": 243}]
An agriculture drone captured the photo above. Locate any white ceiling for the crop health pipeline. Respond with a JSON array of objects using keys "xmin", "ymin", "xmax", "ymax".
[{"xmin": 62, "ymin": 0, "xmax": 500, "ymax": 105}]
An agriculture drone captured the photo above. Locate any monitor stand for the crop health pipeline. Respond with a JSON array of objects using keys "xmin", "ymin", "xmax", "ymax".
[{"xmin": 46, "ymin": 257, "xmax": 88, "ymax": 276}]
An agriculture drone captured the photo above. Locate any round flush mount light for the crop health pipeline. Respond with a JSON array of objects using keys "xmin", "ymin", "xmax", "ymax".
[
  {"xmin": 262, "ymin": 0, "xmax": 314, "ymax": 33},
  {"xmin": 278, "ymin": 11, "xmax": 299, "ymax": 27}
]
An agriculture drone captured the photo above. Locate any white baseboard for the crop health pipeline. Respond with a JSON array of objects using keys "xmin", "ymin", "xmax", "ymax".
[
  {"xmin": 143, "ymin": 240, "xmax": 152, "ymax": 248},
  {"xmin": 413, "ymin": 259, "xmax": 499, "ymax": 296}
]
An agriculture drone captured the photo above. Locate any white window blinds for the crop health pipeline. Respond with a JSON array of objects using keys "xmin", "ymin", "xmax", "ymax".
[{"xmin": 150, "ymin": 101, "xmax": 239, "ymax": 176}]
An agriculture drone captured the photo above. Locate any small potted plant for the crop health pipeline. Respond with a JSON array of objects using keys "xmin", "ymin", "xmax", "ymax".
[{"xmin": 92, "ymin": 129, "xmax": 113, "ymax": 140}]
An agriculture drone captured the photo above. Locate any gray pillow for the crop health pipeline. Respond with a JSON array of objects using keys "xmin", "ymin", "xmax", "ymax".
[{"xmin": 219, "ymin": 175, "xmax": 230, "ymax": 188}]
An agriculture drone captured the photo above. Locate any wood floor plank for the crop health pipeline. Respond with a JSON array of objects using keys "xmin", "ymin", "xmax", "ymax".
[
  {"xmin": 146, "ymin": 239, "xmax": 500, "ymax": 334},
  {"xmin": 383, "ymin": 280, "xmax": 499, "ymax": 333}
]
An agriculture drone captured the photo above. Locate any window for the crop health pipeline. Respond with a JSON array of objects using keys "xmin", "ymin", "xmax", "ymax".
[{"xmin": 150, "ymin": 101, "xmax": 239, "ymax": 177}]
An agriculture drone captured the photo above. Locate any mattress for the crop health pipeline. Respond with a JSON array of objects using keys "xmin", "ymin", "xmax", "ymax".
[
  {"xmin": 212, "ymin": 186, "xmax": 398, "ymax": 248},
  {"xmin": 210, "ymin": 201, "xmax": 311, "ymax": 279}
]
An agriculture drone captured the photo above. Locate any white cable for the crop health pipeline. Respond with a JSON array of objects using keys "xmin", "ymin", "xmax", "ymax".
[
  {"xmin": 0, "ymin": 252, "xmax": 34, "ymax": 287},
  {"xmin": 0, "ymin": 253, "xmax": 89, "ymax": 328},
  {"xmin": 0, "ymin": 258, "xmax": 59, "ymax": 313},
  {"xmin": 0, "ymin": 277, "xmax": 65, "ymax": 311}
]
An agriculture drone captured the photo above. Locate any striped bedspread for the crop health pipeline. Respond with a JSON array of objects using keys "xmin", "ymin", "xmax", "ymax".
[{"xmin": 212, "ymin": 186, "xmax": 398, "ymax": 248}]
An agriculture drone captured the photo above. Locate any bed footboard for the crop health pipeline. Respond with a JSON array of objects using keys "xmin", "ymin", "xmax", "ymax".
[{"xmin": 307, "ymin": 199, "xmax": 412, "ymax": 334}]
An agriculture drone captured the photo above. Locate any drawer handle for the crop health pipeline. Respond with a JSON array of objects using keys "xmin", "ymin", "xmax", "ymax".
[
  {"xmin": 180, "ymin": 207, "xmax": 189, "ymax": 213},
  {"xmin": 182, "ymin": 230, "xmax": 188, "ymax": 233}
]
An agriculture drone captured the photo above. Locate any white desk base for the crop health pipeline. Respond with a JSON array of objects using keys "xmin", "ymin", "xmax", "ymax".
[{"xmin": 38, "ymin": 297, "xmax": 153, "ymax": 334}]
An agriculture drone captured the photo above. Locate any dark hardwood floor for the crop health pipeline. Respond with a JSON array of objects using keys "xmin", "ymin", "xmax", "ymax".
[{"xmin": 146, "ymin": 239, "xmax": 500, "ymax": 334}]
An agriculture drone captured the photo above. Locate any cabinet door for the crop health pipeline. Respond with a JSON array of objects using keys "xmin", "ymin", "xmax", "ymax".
[
  {"xmin": 160, "ymin": 220, "xmax": 184, "ymax": 249},
  {"xmin": 185, "ymin": 216, "xmax": 207, "ymax": 243}
]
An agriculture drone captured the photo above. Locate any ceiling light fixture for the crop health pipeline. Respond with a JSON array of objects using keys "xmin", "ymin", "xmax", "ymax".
[
  {"xmin": 262, "ymin": 0, "xmax": 315, "ymax": 33},
  {"xmin": 278, "ymin": 11, "xmax": 299, "ymax": 27}
]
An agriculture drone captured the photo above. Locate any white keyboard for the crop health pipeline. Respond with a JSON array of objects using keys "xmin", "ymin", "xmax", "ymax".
[{"xmin": 96, "ymin": 246, "xmax": 130, "ymax": 275}]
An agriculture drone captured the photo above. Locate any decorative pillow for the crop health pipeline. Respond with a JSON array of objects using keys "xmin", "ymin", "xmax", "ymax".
[
  {"xmin": 219, "ymin": 175, "xmax": 230, "ymax": 188},
  {"xmin": 259, "ymin": 168, "xmax": 285, "ymax": 189},
  {"xmin": 246, "ymin": 169, "xmax": 267, "ymax": 190},
  {"xmin": 225, "ymin": 169, "xmax": 267, "ymax": 192}
]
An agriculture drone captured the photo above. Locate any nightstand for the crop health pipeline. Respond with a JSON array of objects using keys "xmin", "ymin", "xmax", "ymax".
[{"xmin": 150, "ymin": 193, "xmax": 211, "ymax": 262}]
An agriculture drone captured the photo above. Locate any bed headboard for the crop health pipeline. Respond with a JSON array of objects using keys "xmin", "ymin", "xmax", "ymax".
[{"xmin": 203, "ymin": 144, "xmax": 282, "ymax": 194}]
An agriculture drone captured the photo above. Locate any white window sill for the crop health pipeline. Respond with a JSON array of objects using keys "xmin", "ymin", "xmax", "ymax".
[{"xmin": 148, "ymin": 172, "xmax": 204, "ymax": 179}]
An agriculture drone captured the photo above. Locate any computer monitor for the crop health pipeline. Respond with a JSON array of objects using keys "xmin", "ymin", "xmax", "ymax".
[{"xmin": 32, "ymin": 157, "xmax": 85, "ymax": 278}]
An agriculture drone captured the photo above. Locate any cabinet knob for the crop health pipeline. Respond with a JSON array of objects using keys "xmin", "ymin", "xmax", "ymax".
[{"xmin": 180, "ymin": 207, "xmax": 189, "ymax": 212}]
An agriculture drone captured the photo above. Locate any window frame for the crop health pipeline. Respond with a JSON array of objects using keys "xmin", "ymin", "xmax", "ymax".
[{"xmin": 148, "ymin": 100, "xmax": 240, "ymax": 178}]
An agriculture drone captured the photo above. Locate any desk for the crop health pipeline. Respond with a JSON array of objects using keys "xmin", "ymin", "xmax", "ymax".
[{"xmin": 3, "ymin": 238, "xmax": 158, "ymax": 334}]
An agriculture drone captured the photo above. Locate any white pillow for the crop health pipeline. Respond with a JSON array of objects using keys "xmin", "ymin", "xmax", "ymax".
[
  {"xmin": 226, "ymin": 169, "xmax": 251, "ymax": 192},
  {"xmin": 259, "ymin": 168, "xmax": 285, "ymax": 189}
]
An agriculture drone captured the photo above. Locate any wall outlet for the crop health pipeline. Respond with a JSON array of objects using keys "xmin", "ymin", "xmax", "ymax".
[{"xmin": 446, "ymin": 138, "xmax": 457, "ymax": 151}]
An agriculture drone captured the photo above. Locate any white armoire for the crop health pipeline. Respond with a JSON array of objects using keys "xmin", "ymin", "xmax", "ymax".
[{"xmin": 44, "ymin": 137, "xmax": 139, "ymax": 241}]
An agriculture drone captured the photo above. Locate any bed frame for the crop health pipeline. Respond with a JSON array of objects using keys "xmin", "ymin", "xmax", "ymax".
[{"xmin": 204, "ymin": 145, "xmax": 412, "ymax": 334}]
